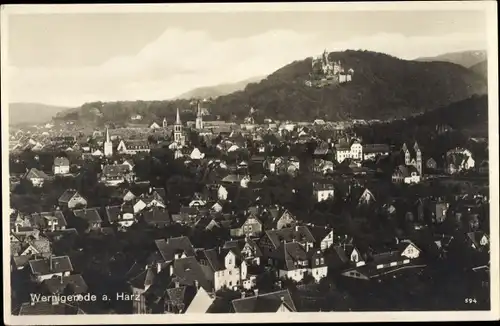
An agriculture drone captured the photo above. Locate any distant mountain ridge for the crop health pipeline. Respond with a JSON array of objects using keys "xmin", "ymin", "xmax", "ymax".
[
  {"xmin": 9, "ymin": 102, "xmax": 71, "ymax": 126},
  {"xmin": 415, "ymin": 50, "xmax": 487, "ymax": 68},
  {"xmin": 174, "ymin": 76, "xmax": 266, "ymax": 100},
  {"xmin": 56, "ymin": 50, "xmax": 488, "ymax": 124},
  {"xmin": 470, "ymin": 60, "xmax": 488, "ymax": 80}
]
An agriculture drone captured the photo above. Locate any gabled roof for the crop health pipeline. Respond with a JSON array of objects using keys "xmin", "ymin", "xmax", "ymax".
[
  {"xmin": 231, "ymin": 289, "xmax": 297, "ymax": 313},
  {"xmin": 58, "ymin": 189, "xmax": 82, "ymax": 203},
  {"xmin": 467, "ymin": 231, "xmax": 489, "ymax": 248},
  {"xmin": 53, "ymin": 157, "xmax": 70, "ymax": 166},
  {"xmin": 171, "ymin": 257, "xmax": 212, "ymax": 292},
  {"xmin": 105, "ymin": 205, "xmax": 134, "ymax": 223},
  {"xmin": 154, "ymin": 236, "xmax": 195, "ymax": 262},
  {"xmin": 73, "ymin": 208, "xmax": 102, "ymax": 223},
  {"xmin": 265, "ymin": 226, "xmax": 315, "ymax": 249},
  {"xmin": 29, "ymin": 256, "xmax": 74, "ymax": 276},
  {"xmin": 143, "ymin": 207, "xmax": 171, "ymax": 225},
  {"xmin": 30, "ymin": 211, "xmax": 68, "ymax": 229},
  {"xmin": 24, "ymin": 168, "xmax": 49, "ymax": 180},
  {"xmin": 128, "ymin": 266, "xmax": 156, "ymax": 290},
  {"xmin": 43, "ymin": 274, "xmax": 88, "ymax": 295}
]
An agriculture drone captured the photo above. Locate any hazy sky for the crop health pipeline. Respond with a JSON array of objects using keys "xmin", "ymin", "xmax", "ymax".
[{"xmin": 7, "ymin": 10, "xmax": 488, "ymax": 107}]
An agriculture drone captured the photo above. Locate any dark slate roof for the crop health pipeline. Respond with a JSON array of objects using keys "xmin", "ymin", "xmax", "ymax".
[
  {"xmin": 29, "ymin": 256, "xmax": 74, "ymax": 276},
  {"xmin": 202, "ymin": 248, "xmax": 225, "ymax": 272},
  {"xmin": 43, "ymin": 274, "xmax": 88, "ymax": 295},
  {"xmin": 363, "ymin": 144, "xmax": 390, "ymax": 154},
  {"xmin": 102, "ymin": 164, "xmax": 129, "ymax": 177},
  {"xmin": 105, "ymin": 204, "xmax": 134, "ymax": 223},
  {"xmin": 231, "ymin": 289, "xmax": 297, "ymax": 313},
  {"xmin": 73, "ymin": 208, "xmax": 102, "ymax": 223},
  {"xmin": 265, "ymin": 226, "xmax": 315, "ymax": 249},
  {"xmin": 143, "ymin": 207, "xmax": 171, "ymax": 225},
  {"xmin": 30, "ymin": 211, "xmax": 68, "ymax": 229},
  {"xmin": 309, "ymin": 226, "xmax": 333, "ymax": 243},
  {"xmin": 172, "ymin": 257, "xmax": 212, "ymax": 292},
  {"xmin": 278, "ymin": 242, "xmax": 309, "ymax": 270},
  {"xmin": 128, "ymin": 267, "xmax": 156, "ymax": 290},
  {"xmin": 58, "ymin": 189, "xmax": 80, "ymax": 203},
  {"xmin": 154, "ymin": 236, "xmax": 195, "ymax": 262},
  {"xmin": 18, "ymin": 302, "xmax": 84, "ymax": 315}
]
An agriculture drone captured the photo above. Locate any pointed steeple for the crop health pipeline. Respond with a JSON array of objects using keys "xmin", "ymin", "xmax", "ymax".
[
  {"xmin": 413, "ymin": 142, "xmax": 420, "ymax": 153},
  {"xmin": 176, "ymin": 108, "xmax": 181, "ymax": 124},
  {"xmin": 105, "ymin": 127, "xmax": 110, "ymax": 143},
  {"xmin": 197, "ymin": 101, "xmax": 202, "ymax": 117}
]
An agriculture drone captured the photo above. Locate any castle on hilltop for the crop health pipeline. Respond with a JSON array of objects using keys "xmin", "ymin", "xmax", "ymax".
[{"xmin": 306, "ymin": 49, "xmax": 354, "ymax": 88}]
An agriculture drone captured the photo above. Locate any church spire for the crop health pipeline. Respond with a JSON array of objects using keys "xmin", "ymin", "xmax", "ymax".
[
  {"xmin": 105, "ymin": 126, "xmax": 110, "ymax": 143},
  {"xmin": 176, "ymin": 108, "xmax": 181, "ymax": 124},
  {"xmin": 197, "ymin": 101, "xmax": 202, "ymax": 117}
]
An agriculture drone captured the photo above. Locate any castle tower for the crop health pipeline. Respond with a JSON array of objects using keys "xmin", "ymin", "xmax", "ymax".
[
  {"xmin": 104, "ymin": 127, "xmax": 113, "ymax": 157},
  {"xmin": 195, "ymin": 101, "xmax": 203, "ymax": 130},
  {"xmin": 174, "ymin": 108, "xmax": 185, "ymax": 146},
  {"xmin": 414, "ymin": 142, "xmax": 422, "ymax": 175}
]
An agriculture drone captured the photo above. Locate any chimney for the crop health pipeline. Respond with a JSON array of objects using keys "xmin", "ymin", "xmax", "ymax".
[
  {"xmin": 241, "ymin": 292, "xmax": 246, "ymax": 299},
  {"xmin": 280, "ymin": 296, "xmax": 285, "ymax": 303},
  {"xmin": 253, "ymin": 289, "xmax": 259, "ymax": 297},
  {"xmin": 169, "ymin": 264, "xmax": 174, "ymax": 276},
  {"xmin": 194, "ymin": 280, "xmax": 199, "ymax": 289},
  {"xmin": 157, "ymin": 263, "xmax": 162, "ymax": 274}
]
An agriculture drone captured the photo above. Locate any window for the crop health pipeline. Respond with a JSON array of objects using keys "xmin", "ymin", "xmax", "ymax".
[
  {"xmin": 229, "ymin": 270, "xmax": 232, "ymax": 275},
  {"xmin": 315, "ymin": 259, "xmax": 319, "ymax": 265},
  {"xmin": 320, "ymin": 258, "xmax": 324, "ymax": 264}
]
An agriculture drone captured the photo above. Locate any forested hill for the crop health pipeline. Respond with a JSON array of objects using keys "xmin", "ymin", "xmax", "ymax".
[
  {"xmin": 55, "ymin": 50, "xmax": 488, "ymax": 125},
  {"xmin": 470, "ymin": 60, "xmax": 488, "ymax": 81}
]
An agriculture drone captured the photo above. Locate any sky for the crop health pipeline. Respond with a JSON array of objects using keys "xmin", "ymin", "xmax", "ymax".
[{"xmin": 7, "ymin": 9, "xmax": 488, "ymax": 107}]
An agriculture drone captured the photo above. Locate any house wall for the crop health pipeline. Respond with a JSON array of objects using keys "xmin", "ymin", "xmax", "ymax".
[
  {"xmin": 404, "ymin": 175, "xmax": 421, "ymax": 184},
  {"xmin": 53, "ymin": 165, "xmax": 70, "ymax": 175},
  {"xmin": 218, "ymin": 187, "xmax": 228, "ymax": 200},
  {"xmin": 310, "ymin": 266, "xmax": 328, "ymax": 281},
  {"xmin": 214, "ymin": 267, "xmax": 241, "ymax": 291},
  {"xmin": 316, "ymin": 189, "xmax": 334, "ymax": 202},
  {"xmin": 134, "ymin": 201, "xmax": 147, "ymax": 213},
  {"xmin": 279, "ymin": 268, "xmax": 306, "ymax": 282},
  {"xmin": 30, "ymin": 177, "xmax": 45, "ymax": 187},
  {"xmin": 320, "ymin": 232, "xmax": 334, "ymax": 251},
  {"xmin": 131, "ymin": 287, "xmax": 148, "ymax": 314}
]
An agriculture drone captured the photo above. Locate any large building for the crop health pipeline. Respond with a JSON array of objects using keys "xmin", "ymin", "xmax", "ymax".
[{"xmin": 402, "ymin": 142, "xmax": 422, "ymax": 176}]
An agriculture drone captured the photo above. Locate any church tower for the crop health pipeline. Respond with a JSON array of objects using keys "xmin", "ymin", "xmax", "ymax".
[
  {"xmin": 414, "ymin": 142, "xmax": 422, "ymax": 175},
  {"xmin": 174, "ymin": 108, "xmax": 185, "ymax": 146},
  {"xmin": 195, "ymin": 101, "xmax": 203, "ymax": 130},
  {"xmin": 162, "ymin": 117, "xmax": 168, "ymax": 128},
  {"xmin": 104, "ymin": 127, "xmax": 113, "ymax": 157}
]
